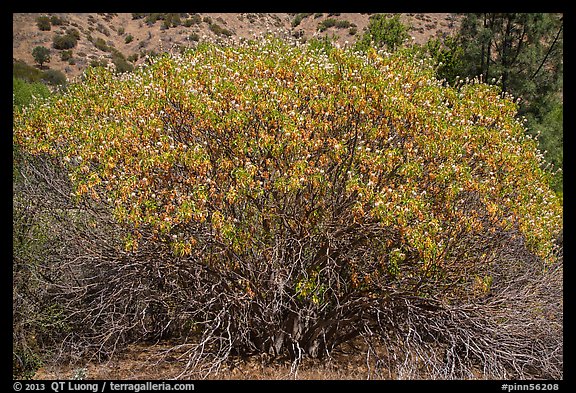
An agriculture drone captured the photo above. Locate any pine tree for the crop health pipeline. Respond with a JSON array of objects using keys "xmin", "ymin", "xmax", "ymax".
[{"xmin": 457, "ymin": 13, "xmax": 563, "ymax": 194}]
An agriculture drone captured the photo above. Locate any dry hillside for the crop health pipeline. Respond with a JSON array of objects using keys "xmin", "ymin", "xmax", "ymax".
[{"xmin": 13, "ymin": 12, "xmax": 461, "ymax": 81}]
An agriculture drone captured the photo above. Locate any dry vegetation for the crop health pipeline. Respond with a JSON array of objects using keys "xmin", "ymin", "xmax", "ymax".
[{"xmin": 13, "ymin": 13, "xmax": 460, "ymax": 81}]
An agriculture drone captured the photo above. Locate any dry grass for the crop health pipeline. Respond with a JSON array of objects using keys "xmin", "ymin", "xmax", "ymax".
[{"xmin": 13, "ymin": 13, "xmax": 462, "ymax": 81}]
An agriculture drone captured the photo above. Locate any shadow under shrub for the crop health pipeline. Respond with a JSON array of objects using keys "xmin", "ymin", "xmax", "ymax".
[{"xmin": 13, "ymin": 38, "xmax": 562, "ymax": 379}]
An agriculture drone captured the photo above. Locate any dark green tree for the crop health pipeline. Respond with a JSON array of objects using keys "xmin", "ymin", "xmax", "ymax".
[
  {"xmin": 458, "ymin": 13, "xmax": 563, "ymax": 102},
  {"xmin": 36, "ymin": 16, "xmax": 51, "ymax": 31},
  {"xmin": 457, "ymin": 13, "xmax": 563, "ymax": 194},
  {"xmin": 32, "ymin": 46, "xmax": 51, "ymax": 67}
]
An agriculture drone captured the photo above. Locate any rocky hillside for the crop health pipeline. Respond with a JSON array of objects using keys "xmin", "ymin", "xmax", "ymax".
[{"xmin": 13, "ymin": 12, "xmax": 461, "ymax": 81}]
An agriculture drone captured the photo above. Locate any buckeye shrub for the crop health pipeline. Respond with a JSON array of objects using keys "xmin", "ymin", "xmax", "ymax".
[{"xmin": 13, "ymin": 38, "xmax": 562, "ymax": 378}]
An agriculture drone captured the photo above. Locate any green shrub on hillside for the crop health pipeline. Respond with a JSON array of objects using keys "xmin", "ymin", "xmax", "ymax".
[
  {"xmin": 13, "ymin": 59, "xmax": 67, "ymax": 86},
  {"xmin": 355, "ymin": 14, "xmax": 410, "ymax": 52},
  {"xmin": 13, "ymin": 77, "xmax": 51, "ymax": 109},
  {"xmin": 60, "ymin": 50, "xmax": 73, "ymax": 61},
  {"xmin": 66, "ymin": 28, "xmax": 81, "ymax": 41},
  {"xmin": 335, "ymin": 20, "xmax": 352, "ymax": 29},
  {"xmin": 209, "ymin": 22, "xmax": 233, "ymax": 37},
  {"xmin": 111, "ymin": 50, "xmax": 134, "ymax": 73},
  {"xmin": 184, "ymin": 16, "xmax": 202, "ymax": 27},
  {"xmin": 127, "ymin": 53, "xmax": 139, "ymax": 63},
  {"xmin": 13, "ymin": 60, "xmax": 45, "ymax": 82},
  {"xmin": 36, "ymin": 16, "xmax": 51, "ymax": 31},
  {"xmin": 292, "ymin": 13, "xmax": 312, "ymax": 27},
  {"xmin": 318, "ymin": 18, "xmax": 354, "ymax": 32},
  {"xmin": 13, "ymin": 38, "xmax": 562, "ymax": 379},
  {"xmin": 93, "ymin": 37, "xmax": 110, "ymax": 52},
  {"xmin": 41, "ymin": 69, "xmax": 67, "ymax": 86},
  {"xmin": 52, "ymin": 33, "xmax": 78, "ymax": 50},
  {"xmin": 50, "ymin": 15, "xmax": 66, "ymax": 26}
]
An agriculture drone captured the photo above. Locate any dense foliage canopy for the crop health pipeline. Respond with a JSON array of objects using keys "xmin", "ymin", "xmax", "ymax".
[
  {"xmin": 15, "ymin": 38, "xmax": 561, "ymax": 267},
  {"xmin": 13, "ymin": 37, "xmax": 562, "ymax": 379}
]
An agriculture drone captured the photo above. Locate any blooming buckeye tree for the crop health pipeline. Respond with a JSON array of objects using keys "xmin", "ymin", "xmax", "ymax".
[{"xmin": 13, "ymin": 38, "xmax": 562, "ymax": 378}]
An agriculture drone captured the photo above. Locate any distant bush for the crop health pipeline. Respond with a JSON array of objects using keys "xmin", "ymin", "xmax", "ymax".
[
  {"xmin": 52, "ymin": 33, "xmax": 78, "ymax": 50},
  {"xmin": 13, "ymin": 60, "xmax": 44, "ymax": 82},
  {"xmin": 189, "ymin": 14, "xmax": 202, "ymax": 25},
  {"xmin": 209, "ymin": 23, "xmax": 233, "ymax": 37},
  {"xmin": 36, "ymin": 16, "xmax": 51, "ymax": 31},
  {"xmin": 50, "ymin": 15, "xmax": 66, "ymax": 26},
  {"xmin": 41, "ymin": 69, "xmax": 67, "ymax": 86},
  {"xmin": 292, "ymin": 13, "xmax": 312, "ymax": 27},
  {"xmin": 133, "ymin": 12, "xmax": 183, "ymax": 28},
  {"xmin": 60, "ymin": 49, "xmax": 73, "ymax": 61},
  {"xmin": 184, "ymin": 14, "xmax": 202, "ymax": 27},
  {"xmin": 117, "ymin": 27, "xmax": 125, "ymax": 36},
  {"xmin": 66, "ymin": 28, "xmax": 80, "ymax": 40},
  {"xmin": 96, "ymin": 23, "xmax": 110, "ymax": 37},
  {"xmin": 89, "ymin": 58, "xmax": 108, "ymax": 68},
  {"xmin": 111, "ymin": 50, "xmax": 134, "ymax": 73},
  {"xmin": 188, "ymin": 32, "xmax": 200, "ymax": 42},
  {"xmin": 94, "ymin": 37, "xmax": 110, "ymax": 52},
  {"xmin": 355, "ymin": 13, "xmax": 409, "ymax": 52},
  {"xmin": 335, "ymin": 20, "xmax": 352, "ymax": 29},
  {"xmin": 318, "ymin": 18, "xmax": 353, "ymax": 32},
  {"xmin": 127, "ymin": 53, "xmax": 139, "ymax": 63},
  {"xmin": 125, "ymin": 34, "xmax": 134, "ymax": 44},
  {"xmin": 318, "ymin": 18, "xmax": 337, "ymax": 32},
  {"xmin": 145, "ymin": 13, "xmax": 163, "ymax": 25},
  {"xmin": 165, "ymin": 13, "xmax": 182, "ymax": 27}
]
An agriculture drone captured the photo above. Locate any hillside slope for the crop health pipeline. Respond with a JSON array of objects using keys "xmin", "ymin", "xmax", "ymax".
[{"xmin": 13, "ymin": 13, "xmax": 461, "ymax": 81}]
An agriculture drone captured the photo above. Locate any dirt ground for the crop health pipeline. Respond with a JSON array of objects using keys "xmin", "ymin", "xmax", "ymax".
[{"xmin": 33, "ymin": 340, "xmax": 393, "ymax": 380}]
